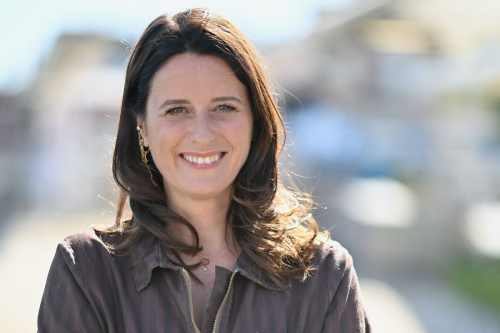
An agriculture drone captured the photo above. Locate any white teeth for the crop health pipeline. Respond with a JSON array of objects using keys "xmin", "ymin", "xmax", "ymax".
[{"xmin": 182, "ymin": 153, "xmax": 223, "ymax": 165}]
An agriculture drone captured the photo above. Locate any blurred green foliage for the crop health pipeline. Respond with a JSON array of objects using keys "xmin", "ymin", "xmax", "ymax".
[
  {"xmin": 448, "ymin": 259, "xmax": 500, "ymax": 313},
  {"xmin": 484, "ymin": 78, "xmax": 500, "ymax": 116}
]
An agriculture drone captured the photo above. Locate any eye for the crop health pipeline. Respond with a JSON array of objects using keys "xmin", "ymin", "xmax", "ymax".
[
  {"xmin": 216, "ymin": 104, "xmax": 236, "ymax": 112},
  {"xmin": 165, "ymin": 107, "xmax": 186, "ymax": 116}
]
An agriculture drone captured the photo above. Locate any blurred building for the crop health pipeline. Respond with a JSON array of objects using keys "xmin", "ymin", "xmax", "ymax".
[
  {"xmin": 264, "ymin": 0, "xmax": 500, "ymax": 279},
  {"xmin": 0, "ymin": 92, "xmax": 31, "ymax": 222},
  {"xmin": 25, "ymin": 33, "xmax": 127, "ymax": 213}
]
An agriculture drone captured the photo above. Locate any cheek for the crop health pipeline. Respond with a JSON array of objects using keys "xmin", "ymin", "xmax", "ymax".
[
  {"xmin": 149, "ymin": 123, "xmax": 185, "ymax": 159},
  {"xmin": 227, "ymin": 118, "xmax": 252, "ymax": 153}
]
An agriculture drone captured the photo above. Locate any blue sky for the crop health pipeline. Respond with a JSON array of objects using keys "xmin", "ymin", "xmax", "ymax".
[{"xmin": 0, "ymin": 0, "xmax": 355, "ymax": 93}]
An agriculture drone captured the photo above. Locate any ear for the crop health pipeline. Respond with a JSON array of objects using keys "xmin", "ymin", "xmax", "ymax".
[{"xmin": 136, "ymin": 117, "xmax": 150, "ymax": 147}]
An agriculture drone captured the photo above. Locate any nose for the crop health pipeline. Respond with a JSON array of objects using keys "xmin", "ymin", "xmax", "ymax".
[{"xmin": 189, "ymin": 111, "xmax": 216, "ymax": 144}]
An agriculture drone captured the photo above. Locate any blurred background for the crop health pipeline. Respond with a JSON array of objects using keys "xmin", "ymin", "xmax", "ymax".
[{"xmin": 1, "ymin": 0, "xmax": 500, "ymax": 331}]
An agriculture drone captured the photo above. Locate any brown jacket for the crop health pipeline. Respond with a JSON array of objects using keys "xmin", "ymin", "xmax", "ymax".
[{"xmin": 38, "ymin": 229, "xmax": 372, "ymax": 332}]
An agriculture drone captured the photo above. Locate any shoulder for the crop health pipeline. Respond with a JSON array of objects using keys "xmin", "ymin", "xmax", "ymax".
[
  {"xmin": 62, "ymin": 228, "xmax": 107, "ymax": 248},
  {"xmin": 312, "ymin": 240, "xmax": 372, "ymax": 331},
  {"xmin": 60, "ymin": 228, "xmax": 111, "ymax": 254},
  {"xmin": 316, "ymin": 238, "xmax": 353, "ymax": 271},
  {"xmin": 55, "ymin": 228, "xmax": 123, "ymax": 270},
  {"xmin": 310, "ymin": 238, "xmax": 355, "ymax": 299},
  {"xmin": 50, "ymin": 228, "xmax": 132, "ymax": 293}
]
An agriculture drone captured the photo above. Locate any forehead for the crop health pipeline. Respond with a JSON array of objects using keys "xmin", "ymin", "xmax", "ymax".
[{"xmin": 148, "ymin": 53, "xmax": 248, "ymax": 100}]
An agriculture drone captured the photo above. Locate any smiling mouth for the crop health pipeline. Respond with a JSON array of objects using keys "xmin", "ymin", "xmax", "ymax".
[{"xmin": 180, "ymin": 152, "xmax": 226, "ymax": 165}]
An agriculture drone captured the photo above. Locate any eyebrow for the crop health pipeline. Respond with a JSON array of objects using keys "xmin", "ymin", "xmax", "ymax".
[
  {"xmin": 211, "ymin": 96, "xmax": 242, "ymax": 103},
  {"xmin": 157, "ymin": 96, "xmax": 243, "ymax": 110},
  {"xmin": 157, "ymin": 99, "xmax": 189, "ymax": 110}
]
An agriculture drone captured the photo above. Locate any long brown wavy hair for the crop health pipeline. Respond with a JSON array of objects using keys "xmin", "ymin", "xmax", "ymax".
[{"xmin": 102, "ymin": 8, "xmax": 329, "ymax": 289}]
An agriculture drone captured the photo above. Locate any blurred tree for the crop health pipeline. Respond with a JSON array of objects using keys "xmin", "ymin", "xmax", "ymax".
[{"xmin": 484, "ymin": 78, "xmax": 500, "ymax": 115}]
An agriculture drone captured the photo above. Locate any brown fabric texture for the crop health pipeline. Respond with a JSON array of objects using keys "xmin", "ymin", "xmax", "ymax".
[{"xmin": 38, "ymin": 229, "xmax": 372, "ymax": 332}]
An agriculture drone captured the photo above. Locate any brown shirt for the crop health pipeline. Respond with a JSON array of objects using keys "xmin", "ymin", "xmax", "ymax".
[{"xmin": 38, "ymin": 229, "xmax": 372, "ymax": 332}]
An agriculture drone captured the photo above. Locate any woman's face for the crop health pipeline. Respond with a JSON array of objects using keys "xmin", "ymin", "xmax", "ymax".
[{"xmin": 138, "ymin": 53, "xmax": 253, "ymax": 203}]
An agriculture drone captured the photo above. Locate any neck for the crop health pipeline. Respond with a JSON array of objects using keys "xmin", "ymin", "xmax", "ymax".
[{"xmin": 166, "ymin": 190, "xmax": 235, "ymax": 255}]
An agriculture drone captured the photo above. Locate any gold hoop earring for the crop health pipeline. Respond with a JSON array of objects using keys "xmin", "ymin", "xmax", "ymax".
[
  {"xmin": 136, "ymin": 126, "xmax": 158, "ymax": 187},
  {"xmin": 136, "ymin": 126, "xmax": 150, "ymax": 164}
]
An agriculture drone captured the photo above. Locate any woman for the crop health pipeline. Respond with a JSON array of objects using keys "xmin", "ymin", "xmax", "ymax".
[{"xmin": 38, "ymin": 8, "xmax": 372, "ymax": 333}]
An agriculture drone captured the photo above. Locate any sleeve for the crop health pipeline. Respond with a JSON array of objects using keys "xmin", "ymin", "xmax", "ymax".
[
  {"xmin": 321, "ymin": 247, "xmax": 373, "ymax": 333},
  {"xmin": 38, "ymin": 241, "xmax": 104, "ymax": 333}
]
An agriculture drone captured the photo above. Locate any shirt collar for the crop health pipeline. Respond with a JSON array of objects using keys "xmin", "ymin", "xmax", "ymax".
[
  {"xmin": 234, "ymin": 249, "xmax": 291, "ymax": 291},
  {"xmin": 131, "ymin": 234, "xmax": 290, "ymax": 292},
  {"xmin": 131, "ymin": 233, "xmax": 179, "ymax": 292}
]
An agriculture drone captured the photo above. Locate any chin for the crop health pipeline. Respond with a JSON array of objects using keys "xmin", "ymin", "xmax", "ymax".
[
  {"xmin": 185, "ymin": 188, "xmax": 230, "ymax": 201},
  {"xmin": 174, "ymin": 180, "xmax": 233, "ymax": 200}
]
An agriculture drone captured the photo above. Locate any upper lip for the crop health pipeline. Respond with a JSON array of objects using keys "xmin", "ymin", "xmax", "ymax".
[{"xmin": 179, "ymin": 151, "xmax": 226, "ymax": 157}]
